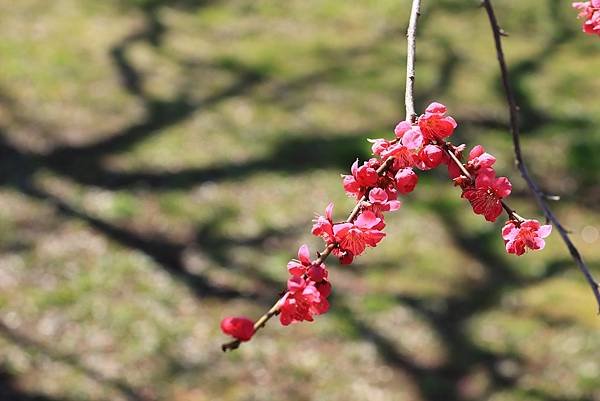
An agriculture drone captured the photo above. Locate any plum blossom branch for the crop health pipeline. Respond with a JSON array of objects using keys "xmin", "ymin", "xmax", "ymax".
[
  {"xmin": 482, "ymin": 0, "xmax": 600, "ymax": 313},
  {"xmin": 220, "ymin": 0, "xmax": 423, "ymax": 352},
  {"xmin": 221, "ymin": 157, "xmax": 397, "ymax": 352},
  {"xmin": 441, "ymin": 143, "xmax": 525, "ymax": 223},
  {"xmin": 220, "ymin": 0, "xmax": 582, "ymax": 351}
]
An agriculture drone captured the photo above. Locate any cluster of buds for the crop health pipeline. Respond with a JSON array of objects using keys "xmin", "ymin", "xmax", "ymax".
[{"xmin": 220, "ymin": 102, "xmax": 552, "ymax": 345}]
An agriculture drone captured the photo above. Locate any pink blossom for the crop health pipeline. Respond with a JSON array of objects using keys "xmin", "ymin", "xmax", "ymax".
[
  {"xmin": 417, "ymin": 144, "xmax": 444, "ymax": 170},
  {"xmin": 369, "ymin": 137, "xmax": 392, "ymax": 158},
  {"xmin": 462, "ymin": 167, "xmax": 512, "ymax": 222},
  {"xmin": 418, "ymin": 102, "xmax": 457, "ymax": 143},
  {"xmin": 377, "ymin": 141, "xmax": 417, "ymax": 168},
  {"xmin": 394, "ymin": 120, "xmax": 413, "ymax": 138},
  {"xmin": 312, "ymin": 203, "xmax": 335, "ymax": 244},
  {"xmin": 333, "ymin": 211, "xmax": 385, "ymax": 257},
  {"xmin": 395, "ymin": 167, "xmax": 419, "ymax": 194},
  {"xmin": 367, "ymin": 187, "xmax": 401, "ymax": 214},
  {"xmin": 401, "ymin": 126, "xmax": 424, "ymax": 150},
  {"xmin": 502, "ymin": 219, "xmax": 552, "ymax": 255},
  {"xmin": 343, "ymin": 159, "xmax": 379, "ymax": 199},
  {"xmin": 467, "ymin": 145, "xmax": 496, "ymax": 171},
  {"xmin": 573, "ymin": 1, "xmax": 600, "ymax": 36},
  {"xmin": 279, "ymin": 277, "xmax": 330, "ymax": 325},
  {"xmin": 363, "ymin": 188, "xmax": 401, "ymax": 230},
  {"xmin": 220, "ymin": 316, "xmax": 254, "ymax": 341},
  {"xmin": 287, "ymin": 244, "xmax": 328, "ymax": 281}
]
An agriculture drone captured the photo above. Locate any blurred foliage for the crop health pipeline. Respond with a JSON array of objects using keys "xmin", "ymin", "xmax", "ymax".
[{"xmin": 0, "ymin": 0, "xmax": 599, "ymax": 400}]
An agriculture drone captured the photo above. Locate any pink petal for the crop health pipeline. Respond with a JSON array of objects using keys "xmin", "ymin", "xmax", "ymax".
[
  {"xmin": 350, "ymin": 159, "xmax": 359, "ymax": 176},
  {"xmin": 493, "ymin": 177, "xmax": 512, "ymax": 198},
  {"xmin": 354, "ymin": 210, "xmax": 380, "ymax": 229},
  {"xmin": 425, "ymin": 102, "xmax": 447, "ymax": 114},
  {"xmin": 469, "ymin": 145, "xmax": 485, "ymax": 159},
  {"xmin": 401, "ymin": 127, "xmax": 424, "ymax": 149},
  {"xmin": 387, "ymin": 200, "xmax": 402, "ymax": 211},
  {"xmin": 287, "ymin": 260, "xmax": 305, "ymax": 276},
  {"xmin": 394, "ymin": 121, "xmax": 412, "ymax": 138},
  {"xmin": 333, "ymin": 222, "xmax": 352, "ymax": 238},
  {"xmin": 298, "ymin": 244, "xmax": 311, "ymax": 265},
  {"xmin": 325, "ymin": 202, "xmax": 334, "ymax": 221},
  {"xmin": 475, "ymin": 167, "xmax": 496, "ymax": 188},
  {"xmin": 538, "ymin": 224, "xmax": 552, "ymax": 238},
  {"xmin": 533, "ymin": 237, "xmax": 546, "ymax": 250}
]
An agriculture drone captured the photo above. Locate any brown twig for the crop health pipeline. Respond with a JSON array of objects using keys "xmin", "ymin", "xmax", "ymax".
[
  {"xmin": 481, "ymin": 0, "xmax": 600, "ymax": 313},
  {"xmin": 221, "ymin": 0, "xmax": 423, "ymax": 351},
  {"xmin": 405, "ymin": 0, "xmax": 421, "ymax": 123}
]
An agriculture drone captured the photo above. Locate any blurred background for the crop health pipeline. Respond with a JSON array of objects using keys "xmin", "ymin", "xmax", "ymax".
[{"xmin": 0, "ymin": 0, "xmax": 599, "ymax": 400}]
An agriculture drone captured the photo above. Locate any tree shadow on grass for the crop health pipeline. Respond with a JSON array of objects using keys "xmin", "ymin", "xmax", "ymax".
[
  {"xmin": 0, "ymin": 1, "xmax": 596, "ymax": 400},
  {"xmin": 0, "ymin": 322, "xmax": 145, "ymax": 401},
  {"xmin": 329, "ymin": 198, "xmax": 585, "ymax": 401},
  {"xmin": 0, "ymin": 367, "xmax": 79, "ymax": 401}
]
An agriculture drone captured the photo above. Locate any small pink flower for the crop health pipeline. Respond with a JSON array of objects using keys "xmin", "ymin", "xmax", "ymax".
[
  {"xmin": 333, "ymin": 211, "xmax": 385, "ymax": 257},
  {"xmin": 366, "ymin": 187, "xmax": 402, "ymax": 215},
  {"xmin": 312, "ymin": 203, "xmax": 335, "ymax": 244},
  {"xmin": 502, "ymin": 219, "xmax": 552, "ymax": 255},
  {"xmin": 279, "ymin": 277, "xmax": 330, "ymax": 325},
  {"xmin": 343, "ymin": 159, "xmax": 379, "ymax": 199},
  {"xmin": 378, "ymin": 142, "xmax": 417, "ymax": 168},
  {"xmin": 467, "ymin": 145, "xmax": 496, "ymax": 171},
  {"xmin": 573, "ymin": 1, "xmax": 600, "ymax": 36},
  {"xmin": 363, "ymin": 188, "xmax": 401, "ymax": 230},
  {"xmin": 418, "ymin": 102, "xmax": 457, "ymax": 143},
  {"xmin": 417, "ymin": 144, "xmax": 444, "ymax": 170},
  {"xmin": 394, "ymin": 120, "xmax": 413, "ymax": 138},
  {"xmin": 220, "ymin": 316, "xmax": 254, "ymax": 341},
  {"xmin": 462, "ymin": 167, "xmax": 512, "ymax": 222},
  {"xmin": 400, "ymin": 126, "xmax": 424, "ymax": 150},
  {"xmin": 287, "ymin": 244, "xmax": 328, "ymax": 281},
  {"xmin": 369, "ymin": 137, "xmax": 392, "ymax": 158},
  {"xmin": 395, "ymin": 167, "xmax": 419, "ymax": 194}
]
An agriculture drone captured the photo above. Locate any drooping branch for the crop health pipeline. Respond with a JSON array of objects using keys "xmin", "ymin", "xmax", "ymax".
[
  {"xmin": 221, "ymin": 157, "xmax": 396, "ymax": 351},
  {"xmin": 481, "ymin": 0, "xmax": 600, "ymax": 313},
  {"xmin": 221, "ymin": 0, "xmax": 423, "ymax": 352},
  {"xmin": 405, "ymin": 0, "xmax": 421, "ymax": 123}
]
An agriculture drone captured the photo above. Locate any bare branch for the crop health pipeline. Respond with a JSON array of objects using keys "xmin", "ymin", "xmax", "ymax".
[
  {"xmin": 405, "ymin": 0, "xmax": 422, "ymax": 123},
  {"xmin": 481, "ymin": 0, "xmax": 600, "ymax": 313}
]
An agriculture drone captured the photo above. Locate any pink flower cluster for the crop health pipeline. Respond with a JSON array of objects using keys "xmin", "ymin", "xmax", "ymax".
[
  {"xmin": 449, "ymin": 144, "xmax": 512, "ymax": 222},
  {"xmin": 573, "ymin": 1, "xmax": 600, "ymax": 36},
  {"xmin": 502, "ymin": 219, "xmax": 552, "ymax": 256},
  {"xmin": 220, "ymin": 102, "xmax": 552, "ymax": 343},
  {"xmin": 280, "ymin": 245, "xmax": 331, "ymax": 325}
]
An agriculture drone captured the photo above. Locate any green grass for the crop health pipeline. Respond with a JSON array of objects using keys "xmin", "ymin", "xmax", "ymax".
[{"xmin": 0, "ymin": 0, "xmax": 599, "ymax": 400}]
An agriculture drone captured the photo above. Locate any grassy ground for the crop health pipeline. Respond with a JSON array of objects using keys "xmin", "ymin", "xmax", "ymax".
[{"xmin": 0, "ymin": 0, "xmax": 599, "ymax": 400}]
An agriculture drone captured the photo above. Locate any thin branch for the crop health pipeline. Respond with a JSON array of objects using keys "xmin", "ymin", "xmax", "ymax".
[
  {"xmin": 405, "ymin": 0, "xmax": 421, "ymax": 123},
  {"xmin": 222, "ymin": 0, "xmax": 424, "ymax": 351},
  {"xmin": 481, "ymin": 0, "xmax": 600, "ymax": 313}
]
